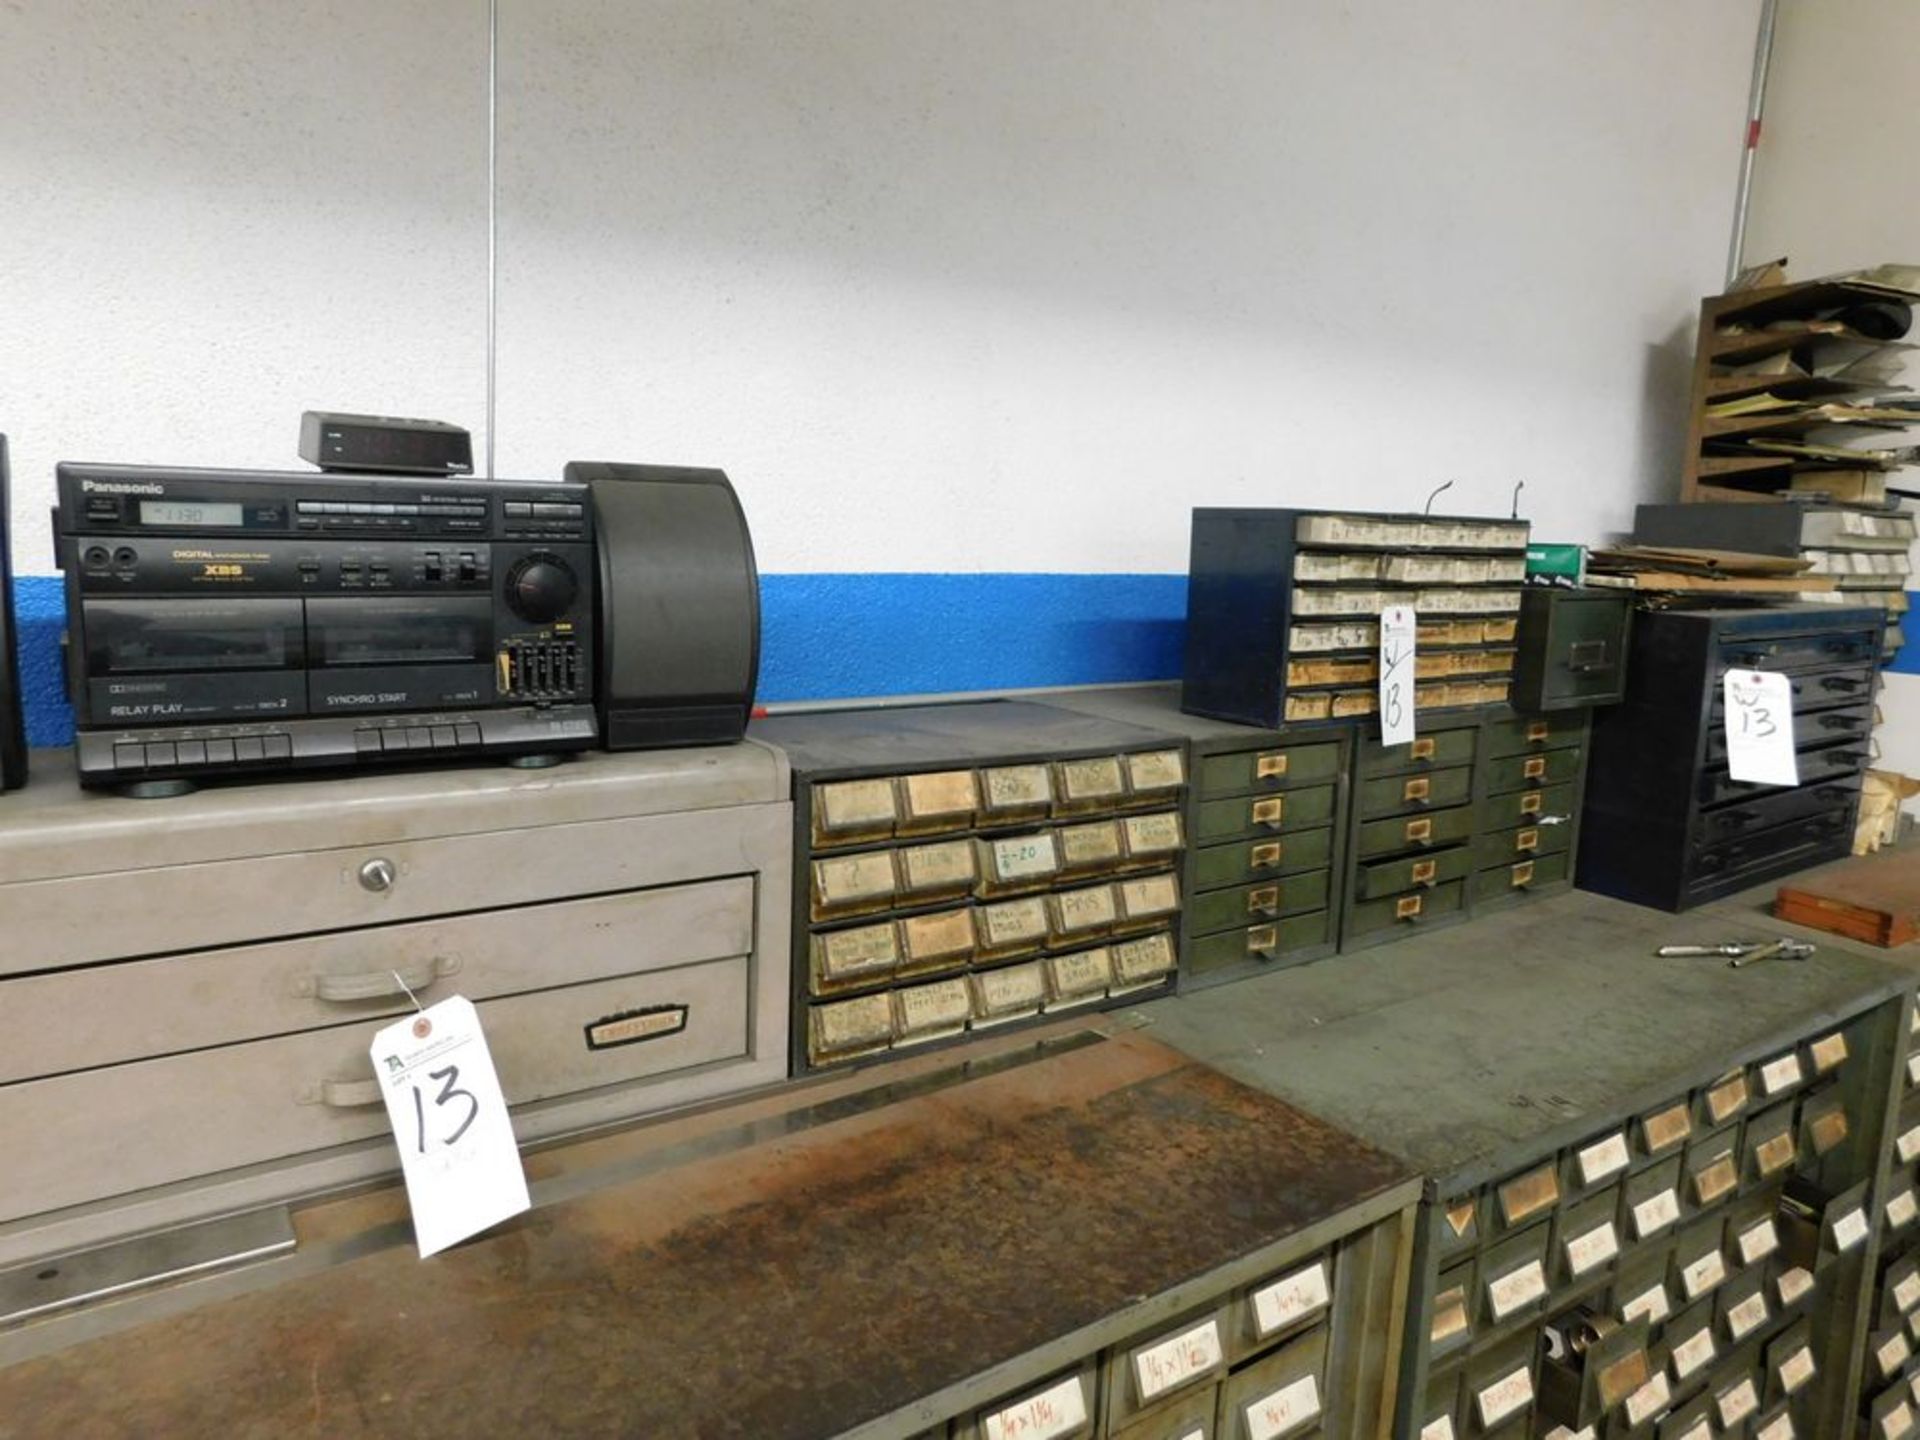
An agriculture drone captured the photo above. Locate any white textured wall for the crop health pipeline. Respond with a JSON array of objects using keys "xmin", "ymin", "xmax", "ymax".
[
  {"xmin": 494, "ymin": 0, "xmax": 1759, "ymax": 573},
  {"xmin": 1746, "ymin": 0, "xmax": 1920, "ymax": 780},
  {"xmin": 0, "ymin": 0, "xmax": 488, "ymax": 574}
]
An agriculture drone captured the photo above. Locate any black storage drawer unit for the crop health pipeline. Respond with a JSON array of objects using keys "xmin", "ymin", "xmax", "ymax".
[
  {"xmin": 1577, "ymin": 605, "xmax": 1884, "ymax": 913},
  {"xmin": 1031, "ymin": 684, "xmax": 1350, "ymax": 990},
  {"xmin": 751, "ymin": 700, "xmax": 1193, "ymax": 1074},
  {"xmin": 1183, "ymin": 507, "xmax": 1530, "ymax": 729},
  {"xmin": 1510, "ymin": 586, "xmax": 1634, "ymax": 711}
]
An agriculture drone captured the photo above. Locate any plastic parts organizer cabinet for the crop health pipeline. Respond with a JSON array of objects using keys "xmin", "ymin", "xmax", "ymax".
[
  {"xmin": 1145, "ymin": 902, "xmax": 1914, "ymax": 1440},
  {"xmin": 0, "ymin": 746, "xmax": 792, "ymax": 1271},
  {"xmin": 1183, "ymin": 508, "xmax": 1531, "ymax": 729},
  {"xmin": 1578, "ymin": 604, "xmax": 1884, "ymax": 913},
  {"xmin": 750, "ymin": 701, "xmax": 1192, "ymax": 1074}
]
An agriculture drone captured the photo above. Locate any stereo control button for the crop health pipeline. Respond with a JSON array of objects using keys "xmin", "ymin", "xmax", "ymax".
[
  {"xmin": 431, "ymin": 725, "xmax": 457, "ymax": 748},
  {"xmin": 205, "ymin": 739, "xmax": 236, "ymax": 764},
  {"xmin": 234, "ymin": 736, "xmax": 266, "ymax": 763},
  {"xmin": 144, "ymin": 742, "xmax": 178, "ymax": 767},
  {"xmin": 264, "ymin": 734, "xmax": 293, "ymax": 760},
  {"xmin": 505, "ymin": 555, "xmax": 580, "ymax": 623},
  {"xmin": 504, "ymin": 502, "xmax": 532, "ymax": 518},
  {"xmin": 456, "ymin": 722, "xmax": 483, "ymax": 746},
  {"xmin": 174, "ymin": 741, "xmax": 207, "ymax": 766},
  {"xmin": 113, "ymin": 743, "xmax": 146, "ymax": 770},
  {"xmin": 355, "ymin": 730, "xmax": 382, "ymax": 754}
]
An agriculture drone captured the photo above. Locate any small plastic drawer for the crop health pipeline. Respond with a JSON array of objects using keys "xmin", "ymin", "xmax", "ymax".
[
  {"xmin": 1102, "ymin": 1302, "xmax": 1232, "ymax": 1434},
  {"xmin": 1554, "ymin": 1188, "xmax": 1623, "ymax": 1286},
  {"xmin": 1215, "ymin": 1326, "xmax": 1326, "ymax": 1440},
  {"xmin": 1196, "ymin": 741, "xmax": 1342, "ymax": 798},
  {"xmin": 1669, "ymin": 1214, "xmax": 1730, "ymax": 1308},
  {"xmin": 1621, "ymin": 1156, "xmax": 1685, "ymax": 1248},
  {"xmin": 1683, "ymin": 1122, "xmax": 1743, "ymax": 1213},
  {"xmin": 1430, "ymin": 1256, "xmax": 1479, "ymax": 1360},
  {"xmin": 1715, "ymin": 1266, "xmax": 1771, "ymax": 1349},
  {"xmin": 1480, "ymin": 1222, "xmax": 1552, "ymax": 1328},
  {"xmin": 1762, "ymin": 1318, "xmax": 1817, "ymax": 1408},
  {"xmin": 1462, "ymin": 1331, "xmax": 1538, "ymax": 1437}
]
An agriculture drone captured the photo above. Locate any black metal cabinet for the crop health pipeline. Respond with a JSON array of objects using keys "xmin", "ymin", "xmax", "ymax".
[
  {"xmin": 1511, "ymin": 587, "xmax": 1633, "ymax": 711},
  {"xmin": 1577, "ymin": 605, "xmax": 1884, "ymax": 913}
]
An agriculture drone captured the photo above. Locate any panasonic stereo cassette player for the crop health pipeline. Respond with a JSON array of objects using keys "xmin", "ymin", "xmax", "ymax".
[{"xmin": 56, "ymin": 463, "xmax": 597, "ymax": 788}]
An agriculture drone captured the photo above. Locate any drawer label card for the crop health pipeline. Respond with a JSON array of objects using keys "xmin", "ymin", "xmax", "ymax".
[
  {"xmin": 894, "ymin": 979, "xmax": 971, "ymax": 1039},
  {"xmin": 1132, "ymin": 1317, "xmax": 1221, "ymax": 1401},
  {"xmin": 1717, "ymin": 1378, "xmax": 1759, "ymax": 1427},
  {"xmin": 1722, "ymin": 669, "xmax": 1800, "ymax": 787},
  {"xmin": 1756, "ymin": 1129, "xmax": 1797, "ymax": 1176},
  {"xmin": 1759, "ymin": 1052, "xmax": 1803, "ymax": 1095},
  {"xmin": 1738, "ymin": 1218, "xmax": 1779, "ymax": 1265},
  {"xmin": 1779, "ymin": 1344, "xmax": 1815, "ymax": 1394},
  {"xmin": 982, "ymin": 1375, "xmax": 1086, "ymax": 1440},
  {"xmin": 1882, "ymin": 1332, "xmax": 1912, "ymax": 1377},
  {"xmin": 1909, "ymin": 1051, "xmax": 1920, "ymax": 1086},
  {"xmin": 1565, "ymin": 1220, "xmax": 1619, "ymax": 1276},
  {"xmin": 1419, "ymin": 1419, "xmax": 1455, "ymax": 1440},
  {"xmin": 902, "ymin": 770, "xmax": 977, "ymax": 822},
  {"xmin": 1475, "ymin": 1365, "xmax": 1533, "ymax": 1428},
  {"xmin": 1058, "ymin": 757, "xmax": 1124, "ymax": 802},
  {"xmin": 817, "ymin": 924, "xmax": 900, "ymax": 982},
  {"xmin": 1776, "ymin": 1266, "xmax": 1815, "ymax": 1306},
  {"xmin": 1576, "ymin": 1132, "xmax": 1630, "ymax": 1186},
  {"xmin": 1251, "ymin": 1260, "xmax": 1330, "ymax": 1336},
  {"xmin": 1486, "ymin": 1258, "xmax": 1547, "ymax": 1319},
  {"xmin": 1046, "ymin": 948, "xmax": 1112, "ymax": 1000},
  {"xmin": 990, "ymin": 835, "xmax": 1058, "ymax": 882},
  {"xmin": 1693, "ymin": 1154, "xmax": 1738, "ymax": 1205},
  {"xmin": 1886, "ymin": 1402, "xmax": 1916, "ymax": 1440},
  {"xmin": 1896, "ymin": 1271, "xmax": 1920, "ymax": 1313},
  {"xmin": 1498, "ymin": 1164, "xmax": 1560, "ymax": 1225},
  {"xmin": 817, "ymin": 778, "xmax": 896, "ymax": 831},
  {"xmin": 1112, "ymin": 934, "xmax": 1176, "ymax": 985},
  {"xmin": 1893, "ymin": 1189, "xmax": 1920, "ymax": 1229},
  {"xmin": 1378, "ymin": 604, "xmax": 1417, "ymax": 747},
  {"xmin": 1810, "ymin": 1031, "xmax": 1849, "ymax": 1072},
  {"xmin": 1756, "ymin": 1412, "xmax": 1794, "ymax": 1440},
  {"xmin": 974, "ymin": 964, "xmax": 1046, "ymax": 1016},
  {"xmin": 1052, "ymin": 886, "xmax": 1117, "ymax": 934},
  {"xmin": 1059, "ymin": 822, "xmax": 1123, "ymax": 868},
  {"xmin": 1727, "ymin": 1290, "xmax": 1768, "ymax": 1339},
  {"xmin": 983, "ymin": 765, "xmax": 1052, "ymax": 811},
  {"xmin": 1622, "ymin": 1281, "xmax": 1671, "ymax": 1326},
  {"xmin": 1641, "ymin": 1102, "xmax": 1691, "ymax": 1153},
  {"xmin": 1671, "ymin": 1325, "xmax": 1715, "ymax": 1379},
  {"xmin": 1898, "ymin": 1123, "xmax": 1920, "ymax": 1163},
  {"xmin": 1126, "ymin": 749, "xmax": 1185, "ymax": 791},
  {"xmin": 1705, "ymin": 1072, "xmax": 1748, "ymax": 1123},
  {"xmin": 1624, "ymin": 1372, "xmax": 1670, "ymax": 1427},
  {"xmin": 902, "ymin": 908, "xmax": 976, "ymax": 962},
  {"xmin": 584, "ymin": 1004, "xmax": 688, "ymax": 1050},
  {"xmin": 1122, "ymin": 811, "xmax": 1183, "ymax": 855},
  {"xmin": 980, "ymin": 898, "xmax": 1049, "ymax": 949},
  {"xmin": 1681, "ymin": 1248, "xmax": 1727, "ymax": 1299},
  {"xmin": 1118, "ymin": 874, "xmax": 1179, "ymax": 920},
  {"xmin": 1835, "ymin": 1207, "xmax": 1870, "ymax": 1252},
  {"xmin": 369, "ymin": 995, "xmax": 530, "ymax": 1260},
  {"xmin": 902, "ymin": 841, "xmax": 976, "ymax": 891},
  {"xmin": 1631, "ymin": 1188, "xmax": 1681, "ymax": 1239},
  {"xmin": 1246, "ymin": 1374, "xmax": 1320, "ymax": 1440},
  {"xmin": 815, "ymin": 852, "xmax": 896, "ymax": 906},
  {"xmin": 813, "ymin": 994, "xmax": 893, "ymax": 1053}
]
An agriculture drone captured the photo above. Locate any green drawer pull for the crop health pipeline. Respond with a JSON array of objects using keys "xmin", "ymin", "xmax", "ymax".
[
  {"xmin": 1516, "ymin": 828, "xmax": 1540, "ymax": 854},
  {"xmin": 1255, "ymin": 752, "xmax": 1288, "ymax": 779},
  {"xmin": 1405, "ymin": 817, "xmax": 1433, "ymax": 844},
  {"xmin": 1403, "ymin": 776, "xmax": 1431, "ymax": 804},
  {"xmin": 1410, "ymin": 737, "xmax": 1437, "ymax": 761},
  {"xmin": 1520, "ymin": 792, "xmax": 1543, "ymax": 816},
  {"xmin": 1250, "ymin": 841, "xmax": 1283, "ymax": 869},
  {"xmin": 1247, "ymin": 924, "xmax": 1279, "ymax": 956},
  {"xmin": 1511, "ymin": 861, "xmax": 1535, "ymax": 888},
  {"xmin": 1247, "ymin": 886, "xmax": 1280, "ymax": 915},
  {"xmin": 1251, "ymin": 797, "xmax": 1285, "ymax": 827},
  {"xmin": 1410, "ymin": 859, "xmax": 1438, "ymax": 886},
  {"xmin": 1522, "ymin": 756, "xmax": 1547, "ymax": 781},
  {"xmin": 1396, "ymin": 895, "xmax": 1424, "ymax": 921}
]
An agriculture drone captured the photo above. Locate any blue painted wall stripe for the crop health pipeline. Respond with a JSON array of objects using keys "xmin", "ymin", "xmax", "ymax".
[
  {"xmin": 8, "ymin": 573, "xmax": 1188, "ymax": 748},
  {"xmin": 1892, "ymin": 595, "xmax": 1920, "ymax": 676}
]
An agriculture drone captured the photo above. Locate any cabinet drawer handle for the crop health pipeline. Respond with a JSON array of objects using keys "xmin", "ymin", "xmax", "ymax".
[
  {"xmin": 315, "ymin": 1078, "xmax": 382, "ymax": 1108},
  {"xmin": 1247, "ymin": 886, "xmax": 1280, "ymax": 915},
  {"xmin": 1246, "ymin": 924, "xmax": 1279, "ymax": 956},
  {"xmin": 1405, "ymin": 817, "xmax": 1434, "ymax": 844},
  {"xmin": 1251, "ymin": 797, "xmax": 1285, "ymax": 827},
  {"xmin": 1525, "ymin": 721, "xmax": 1550, "ymax": 742},
  {"xmin": 1519, "ymin": 792, "xmax": 1543, "ymax": 816},
  {"xmin": 1522, "ymin": 757, "xmax": 1547, "ymax": 780},
  {"xmin": 1819, "ymin": 714, "xmax": 1857, "ymax": 730},
  {"xmin": 1511, "ymin": 861, "xmax": 1535, "ymax": 888},
  {"xmin": 359, "ymin": 858, "xmax": 398, "ymax": 893},
  {"xmin": 1249, "ymin": 841, "xmax": 1283, "ymax": 869},
  {"xmin": 1403, "ymin": 776, "xmax": 1432, "ymax": 803},
  {"xmin": 1255, "ymin": 752, "xmax": 1289, "ymax": 779},
  {"xmin": 1821, "ymin": 676, "xmax": 1863, "ymax": 692},
  {"xmin": 1410, "ymin": 738, "xmax": 1437, "ymax": 762},
  {"xmin": 309, "ymin": 956, "xmax": 459, "ymax": 1003},
  {"xmin": 1515, "ymin": 828, "xmax": 1540, "ymax": 853},
  {"xmin": 1396, "ymin": 895, "xmax": 1424, "ymax": 921},
  {"xmin": 1410, "ymin": 859, "xmax": 1438, "ymax": 886}
]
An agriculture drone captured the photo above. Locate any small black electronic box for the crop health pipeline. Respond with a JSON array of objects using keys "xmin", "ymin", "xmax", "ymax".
[
  {"xmin": 298, "ymin": 411, "xmax": 473, "ymax": 477},
  {"xmin": 56, "ymin": 462, "xmax": 596, "ymax": 788}
]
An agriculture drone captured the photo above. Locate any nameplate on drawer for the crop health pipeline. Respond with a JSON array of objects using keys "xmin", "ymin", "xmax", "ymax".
[
  {"xmin": 1059, "ymin": 821, "xmax": 1123, "ymax": 868},
  {"xmin": 1759, "ymin": 1052, "xmax": 1802, "ymax": 1096},
  {"xmin": 1883, "ymin": 1403, "xmax": 1915, "ymax": 1440},
  {"xmin": 1126, "ymin": 749, "xmax": 1185, "ymax": 792},
  {"xmin": 1519, "ymin": 791, "xmax": 1543, "ymax": 815},
  {"xmin": 1255, "ymin": 751, "xmax": 1289, "ymax": 779},
  {"xmin": 972, "ymin": 963, "xmax": 1045, "ymax": 1021},
  {"xmin": 1899, "ymin": 1123, "xmax": 1920, "ymax": 1164},
  {"xmin": 1575, "ymin": 1132, "xmax": 1630, "ymax": 1186},
  {"xmin": 1704, "ymin": 1072, "xmax": 1748, "ymax": 1123},
  {"xmin": 982, "ymin": 1375, "xmax": 1086, "ymax": 1440},
  {"xmin": 814, "ymin": 852, "xmax": 896, "ymax": 906},
  {"xmin": 1487, "ymin": 1259, "xmax": 1546, "ymax": 1319},
  {"xmin": 1881, "ymin": 1332, "xmax": 1912, "ymax": 1378},
  {"xmin": 1404, "ymin": 817, "xmax": 1433, "ymax": 843},
  {"xmin": 1497, "ymin": 1164, "xmax": 1559, "ymax": 1226},
  {"xmin": 1775, "ymin": 1266, "xmax": 1814, "ymax": 1306},
  {"xmin": 901, "ymin": 909, "xmax": 977, "ymax": 963},
  {"xmin": 1755, "ymin": 1129, "xmax": 1797, "ymax": 1176},
  {"xmin": 1716, "ymin": 1378, "xmax": 1758, "ymax": 1428},
  {"xmin": 1810, "ymin": 1031, "xmax": 1849, "ymax": 1072},
  {"xmin": 1898, "ymin": 1271, "xmax": 1920, "ymax": 1313},
  {"xmin": 1045, "ymin": 948, "xmax": 1112, "ymax": 1004},
  {"xmin": 901, "ymin": 841, "xmax": 977, "ymax": 892},
  {"xmin": 893, "ymin": 980, "xmax": 972, "ymax": 1044},
  {"xmin": 1893, "ymin": 1189, "xmax": 1920, "ymax": 1231},
  {"xmin": 1057, "ymin": 756, "xmax": 1124, "ymax": 803},
  {"xmin": 989, "ymin": 834, "xmax": 1058, "ymax": 882},
  {"xmin": 1727, "ymin": 1290, "xmax": 1768, "ymax": 1340},
  {"xmin": 1476, "ymin": 1366, "xmax": 1533, "ymax": 1428},
  {"xmin": 1245, "ymin": 1374, "xmax": 1320, "ymax": 1440},
  {"xmin": 1122, "ymin": 811, "xmax": 1183, "ymax": 856},
  {"xmin": 1565, "ymin": 1220, "xmax": 1618, "ymax": 1277},
  {"xmin": 1112, "ymin": 934, "xmax": 1176, "ymax": 986},
  {"xmin": 1251, "ymin": 1260, "xmax": 1330, "ymax": 1336},
  {"xmin": 815, "ymin": 924, "xmax": 900, "ymax": 985},
  {"xmin": 1117, "ymin": 874, "xmax": 1179, "ymax": 920},
  {"xmin": 1738, "ymin": 1218, "xmax": 1779, "ymax": 1265},
  {"xmin": 817, "ymin": 778, "xmax": 897, "ymax": 832},
  {"xmin": 584, "ymin": 1005, "xmax": 689, "ymax": 1051},
  {"xmin": 1670, "ymin": 1325, "xmax": 1715, "ymax": 1380},
  {"xmin": 1624, "ymin": 1373, "xmax": 1670, "ymax": 1428},
  {"xmin": 901, "ymin": 770, "xmax": 978, "ymax": 826},
  {"xmin": 979, "ymin": 898, "xmax": 1050, "ymax": 950},
  {"xmin": 1631, "ymin": 1188, "xmax": 1680, "ymax": 1239},
  {"xmin": 1680, "ymin": 1248, "xmax": 1726, "ymax": 1300},
  {"xmin": 1621, "ymin": 1280, "xmax": 1670, "ymax": 1326},
  {"xmin": 1835, "ymin": 1207, "xmax": 1869, "ymax": 1251},
  {"xmin": 1132, "ymin": 1317, "xmax": 1221, "ymax": 1401},
  {"xmin": 1779, "ymin": 1344, "xmax": 1815, "ymax": 1394},
  {"xmin": 812, "ymin": 995, "xmax": 893, "ymax": 1056},
  {"xmin": 1640, "ymin": 1102, "xmax": 1691, "ymax": 1153},
  {"xmin": 982, "ymin": 765, "xmax": 1053, "ymax": 812},
  {"xmin": 1051, "ymin": 885, "xmax": 1117, "ymax": 935}
]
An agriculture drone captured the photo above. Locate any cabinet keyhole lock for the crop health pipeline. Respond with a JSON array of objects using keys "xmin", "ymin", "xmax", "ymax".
[{"xmin": 359, "ymin": 858, "xmax": 398, "ymax": 893}]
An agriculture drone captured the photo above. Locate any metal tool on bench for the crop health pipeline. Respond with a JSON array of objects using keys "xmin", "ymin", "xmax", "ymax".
[{"xmin": 1655, "ymin": 938, "xmax": 1817, "ymax": 968}]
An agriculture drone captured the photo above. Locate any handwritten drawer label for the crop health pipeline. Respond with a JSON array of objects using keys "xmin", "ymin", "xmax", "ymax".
[
  {"xmin": 1133, "ymin": 1317, "xmax": 1221, "ymax": 1401},
  {"xmin": 1760, "ymin": 1052, "xmax": 1804, "ymax": 1094},
  {"xmin": 1419, "ymin": 1419, "xmax": 1455, "ymax": 1440},
  {"xmin": 1909, "ymin": 1051, "xmax": 1920, "ymax": 1085},
  {"xmin": 1756, "ymin": 1130, "xmax": 1797, "ymax": 1175},
  {"xmin": 815, "ymin": 852, "xmax": 897, "ymax": 906},
  {"xmin": 1045, "ymin": 949, "xmax": 1112, "ymax": 1001},
  {"xmin": 1836, "ymin": 1207, "xmax": 1870, "ymax": 1252},
  {"xmin": 1059, "ymin": 821, "xmax": 1123, "ymax": 867},
  {"xmin": 1672, "ymin": 1325, "xmax": 1716, "ymax": 1379},
  {"xmin": 903, "ymin": 770, "xmax": 978, "ymax": 822},
  {"xmin": 1051, "ymin": 886, "xmax": 1117, "ymax": 934},
  {"xmin": 1252, "ymin": 1260, "xmax": 1330, "ymax": 1336},
  {"xmin": 1246, "ymin": 1373, "xmax": 1320, "ymax": 1440},
  {"xmin": 1122, "ymin": 811, "xmax": 1184, "ymax": 855},
  {"xmin": 1811, "ymin": 1031, "xmax": 1849, "ymax": 1071},
  {"xmin": 1625, "ymin": 1372, "xmax": 1671, "ymax": 1426},
  {"xmin": 817, "ymin": 924, "xmax": 900, "ymax": 982},
  {"xmin": 1882, "ymin": 1333, "xmax": 1913, "ymax": 1378},
  {"xmin": 1717, "ymin": 1378, "xmax": 1759, "ymax": 1427},
  {"xmin": 1118, "ymin": 874, "xmax": 1180, "ymax": 920},
  {"xmin": 1705, "ymin": 1072, "xmax": 1748, "ymax": 1122},
  {"xmin": 902, "ymin": 908, "xmax": 975, "ymax": 962},
  {"xmin": 1898, "ymin": 1271, "xmax": 1920, "ymax": 1313},
  {"xmin": 894, "ymin": 979, "xmax": 971, "ymax": 1038},
  {"xmin": 1487, "ymin": 1258, "xmax": 1547, "ymax": 1319},
  {"xmin": 1886, "ymin": 1402, "xmax": 1916, "ymax": 1440},
  {"xmin": 902, "ymin": 841, "xmax": 976, "ymax": 891},
  {"xmin": 817, "ymin": 778, "xmax": 896, "ymax": 830},
  {"xmin": 1112, "ymin": 933, "xmax": 1177, "ymax": 985},
  {"xmin": 980, "ymin": 897, "xmax": 1050, "ymax": 949},
  {"xmin": 1576, "ymin": 1132, "xmax": 1630, "ymax": 1186},
  {"xmin": 812, "ymin": 994, "xmax": 894, "ymax": 1054},
  {"xmin": 990, "ymin": 834, "xmax": 1058, "ymax": 882},
  {"xmin": 1475, "ymin": 1366, "xmax": 1533, "ymax": 1428},
  {"xmin": 1631, "ymin": 1188, "xmax": 1681, "ymax": 1239},
  {"xmin": 1900, "ymin": 1124, "xmax": 1920, "ymax": 1163},
  {"xmin": 1779, "ymin": 1344, "xmax": 1815, "ymax": 1394},
  {"xmin": 1756, "ymin": 1412, "xmax": 1794, "ymax": 1440},
  {"xmin": 1566, "ymin": 1220, "xmax": 1619, "ymax": 1276},
  {"xmin": 974, "ymin": 964, "xmax": 1046, "ymax": 1017},
  {"xmin": 1622, "ymin": 1281, "xmax": 1671, "ymax": 1326},
  {"xmin": 1728, "ymin": 1290, "xmax": 1768, "ymax": 1339},
  {"xmin": 1730, "ymin": 1220, "xmax": 1777, "ymax": 1270},
  {"xmin": 1776, "ymin": 1266, "xmax": 1815, "ymax": 1306},
  {"xmin": 1681, "ymin": 1249, "xmax": 1727, "ymax": 1299},
  {"xmin": 983, "ymin": 765, "xmax": 1052, "ymax": 811},
  {"xmin": 1693, "ymin": 1155, "xmax": 1738, "ymax": 1205},
  {"xmin": 1126, "ymin": 749, "xmax": 1185, "ymax": 791},
  {"xmin": 1058, "ymin": 756, "xmax": 1124, "ymax": 801},
  {"xmin": 1642, "ymin": 1102, "xmax": 1691, "ymax": 1152},
  {"xmin": 983, "ymin": 1375, "xmax": 1086, "ymax": 1440},
  {"xmin": 1893, "ymin": 1189, "xmax": 1920, "ymax": 1229}
]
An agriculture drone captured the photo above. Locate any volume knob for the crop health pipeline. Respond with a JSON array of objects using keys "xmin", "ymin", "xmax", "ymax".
[{"xmin": 505, "ymin": 555, "xmax": 579, "ymax": 623}]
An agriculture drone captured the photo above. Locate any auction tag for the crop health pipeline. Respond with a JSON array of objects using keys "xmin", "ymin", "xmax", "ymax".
[
  {"xmin": 1379, "ymin": 604, "xmax": 1417, "ymax": 747},
  {"xmin": 370, "ymin": 996, "xmax": 530, "ymax": 1258},
  {"xmin": 1722, "ymin": 670, "xmax": 1798, "ymax": 786}
]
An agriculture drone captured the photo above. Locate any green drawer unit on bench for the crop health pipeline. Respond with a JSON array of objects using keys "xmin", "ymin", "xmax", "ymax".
[
  {"xmin": 1470, "ymin": 710, "xmax": 1591, "ymax": 916},
  {"xmin": 1032, "ymin": 685, "xmax": 1351, "ymax": 991}
]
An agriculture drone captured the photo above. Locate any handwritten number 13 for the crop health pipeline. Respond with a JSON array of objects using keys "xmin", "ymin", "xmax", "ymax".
[{"xmin": 412, "ymin": 1064, "xmax": 480, "ymax": 1153}]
